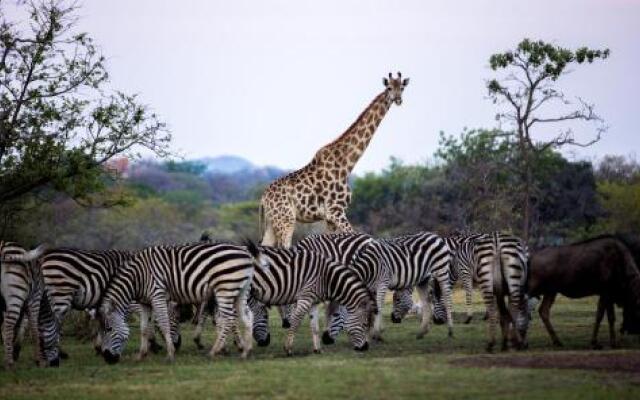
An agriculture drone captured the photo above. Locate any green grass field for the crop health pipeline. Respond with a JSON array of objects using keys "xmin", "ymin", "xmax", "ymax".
[{"xmin": 1, "ymin": 292, "xmax": 639, "ymax": 399}]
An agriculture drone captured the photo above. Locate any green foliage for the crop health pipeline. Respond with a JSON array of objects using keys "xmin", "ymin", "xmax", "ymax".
[
  {"xmin": 0, "ymin": 1, "xmax": 171, "ymax": 212},
  {"xmin": 596, "ymin": 181, "xmax": 640, "ymax": 235}
]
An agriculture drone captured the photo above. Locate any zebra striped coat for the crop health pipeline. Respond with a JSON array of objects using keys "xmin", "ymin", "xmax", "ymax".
[
  {"xmin": 0, "ymin": 242, "xmax": 57, "ymax": 368},
  {"xmin": 247, "ymin": 244, "xmax": 376, "ymax": 355},
  {"xmin": 295, "ymin": 233, "xmax": 387, "ymax": 343},
  {"xmin": 379, "ymin": 231, "xmax": 454, "ymax": 338},
  {"xmin": 99, "ymin": 242, "xmax": 261, "ymax": 363},
  {"xmin": 441, "ymin": 232, "xmax": 529, "ymax": 351}
]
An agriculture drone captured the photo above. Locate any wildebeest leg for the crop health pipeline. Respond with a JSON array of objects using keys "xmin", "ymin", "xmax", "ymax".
[
  {"xmin": 539, "ymin": 293, "xmax": 562, "ymax": 347},
  {"xmin": 606, "ymin": 300, "xmax": 617, "ymax": 348},
  {"xmin": 591, "ymin": 296, "xmax": 606, "ymax": 350}
]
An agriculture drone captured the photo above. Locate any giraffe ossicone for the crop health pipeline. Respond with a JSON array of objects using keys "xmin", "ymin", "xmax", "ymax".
[{"xmin": 260, "ymin": 72, "xmax": 410, "ymax": 248}]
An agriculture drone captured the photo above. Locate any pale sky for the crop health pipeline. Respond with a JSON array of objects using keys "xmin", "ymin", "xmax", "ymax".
[{"xmin": 37, "ymin": 1, "xmax": 640, "ymax": 172}]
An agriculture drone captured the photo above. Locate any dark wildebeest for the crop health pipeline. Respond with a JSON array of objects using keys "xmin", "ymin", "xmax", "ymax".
[{"xmin": 527, "ymin": 235, "xmax": 640, "ymax": 349}]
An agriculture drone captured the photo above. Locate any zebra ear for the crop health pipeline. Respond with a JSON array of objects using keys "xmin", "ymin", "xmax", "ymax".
[{"xmin": 243, "ymin": 238, "xmax": 269, "ymax": 269}]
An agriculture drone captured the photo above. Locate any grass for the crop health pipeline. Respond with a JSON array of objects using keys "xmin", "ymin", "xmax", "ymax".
[{"xmin": 1, "ymin": 291, "xmax": 639, "ymax": 399}]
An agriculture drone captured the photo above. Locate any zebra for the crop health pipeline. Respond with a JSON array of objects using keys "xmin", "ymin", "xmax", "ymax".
[
  {"xmin": 442, "ymin": 232, "xmax": 528, "ymax": 351},
  {"xmin": 318, "ymin": 231, "xmax": 453, "ymax": 342},
  {"xmin": 246, "ymin": 243, "xmax": 377, "ymax": 355},
  {"xmin": 380, "ymin": 231, "xmax": 454, "ymax": 338},
  {"xmin": 99, "ymin": 241, "xmax": 262, "ymax": 363},
  {"xmin": 479, "ymin": 232, "xmax": 528, "ymax": 351},
  {"xmin": 443, "ymin": 232, "xmax": 486, "ymax": 324},
  {"xmin": 294, "ymin": 233, "xmax": 389, "ymax": 341},
  {"xmin": 0, "ymin": 241, "xmax": 60, "ymax": 368}
]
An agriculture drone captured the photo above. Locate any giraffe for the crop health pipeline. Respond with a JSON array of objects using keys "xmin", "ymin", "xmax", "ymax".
[{"xmin": 260, "ymin": 72, "xmax": 410, "ymax": 248}]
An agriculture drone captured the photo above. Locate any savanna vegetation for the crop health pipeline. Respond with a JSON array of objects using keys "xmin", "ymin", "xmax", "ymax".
[
  {"xmin": 1, "ymin": 2, "xmax": 639, "ymax": 399},
  {"xmin": 1, "ymin": 295, "xmax": 640, "ymax": 399}
]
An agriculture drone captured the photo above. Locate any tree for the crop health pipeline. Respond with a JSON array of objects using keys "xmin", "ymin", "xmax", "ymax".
[
  {"xmin": 0, "ymin": 1, "xmax": 170, "ymax": 208},
  {"xmin": 487, "ymin": 39, "xmax": 609, "ymax": 243}
]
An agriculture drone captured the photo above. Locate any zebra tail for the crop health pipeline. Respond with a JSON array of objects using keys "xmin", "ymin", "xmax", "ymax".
[
  {"xmin": 243, "ymin": 238, "xmax": 269, "ymax": 270},
  {"xmin": 1, "ymin": 243, "xmax": 48, "ymax": 264},
  {"xmin": 492, "ymin": 233, "xmax": 509, "ymax": 317}
]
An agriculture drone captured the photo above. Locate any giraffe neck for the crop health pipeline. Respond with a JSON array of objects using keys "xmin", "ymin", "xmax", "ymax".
[{"xmin": 314, "ymin": 92, "xmax": 392, "ymax": 173}]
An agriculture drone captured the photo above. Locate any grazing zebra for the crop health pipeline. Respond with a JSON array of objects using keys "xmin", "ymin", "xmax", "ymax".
[
  {"xmin": 380, "ymin": 232, "xmax": 454, "ymax": 338},
  {"xmin": 320, "ymin": 232, "xmax": 453, "ymax": 341},
  {"xmin": 0, "ymin": 242, "xmax": 59, "ymax": 368},
  {"xmin": 99, "ymin": 241, "xmax": 261, "ymax": 363},
  {"xmin": 295, "ymin": 233, "xmax": 391, "ymax": 341},
  {"xmin": 443, "ymin": 232, "xmax": 485, "ymax": 324},
  {"xmin": 246, "ymin": 243, "xmax": 377, "ymax": 355}
]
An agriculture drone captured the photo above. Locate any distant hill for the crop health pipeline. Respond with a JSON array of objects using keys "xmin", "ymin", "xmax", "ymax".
[
  {"xmin": 127, "ymin": 156, "xmax": 287, "ymax": 204},
  {"xmin": 197, "ymin": 155, "xmax": 255, "ymax": 174}
]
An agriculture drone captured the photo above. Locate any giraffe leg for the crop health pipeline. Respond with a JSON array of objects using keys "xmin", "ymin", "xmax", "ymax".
[
  {"xmin": 261, "ymin": 221, "xmax": 277, "ymax": 247},
  {"xmin": 325, "ymin": 207, "xmax": 354, "ymax": 234}
]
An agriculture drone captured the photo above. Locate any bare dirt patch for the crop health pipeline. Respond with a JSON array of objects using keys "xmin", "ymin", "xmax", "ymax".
[{"xmin": 451, "ymin": 351, "xmax": 640, "ymax": 375}]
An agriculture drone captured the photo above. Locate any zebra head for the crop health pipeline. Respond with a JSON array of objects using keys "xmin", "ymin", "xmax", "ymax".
[
  {"xmin": 390, "ymin": 289, "xmax": 415, "ymax": 324},
  {"xmin": 250, "ymin": 300, "xmax": 271, "ymax": 347},
  {"xmin": 345, "ymin": 293, "xmax": 377, "ymax": 351},
  {"xmin": 38, "ymin": 297, "xmax": 62, "ymax": 367},
  {"xmin": 99, "ymin": 300, "xmax": 130, "ymax": 364}
]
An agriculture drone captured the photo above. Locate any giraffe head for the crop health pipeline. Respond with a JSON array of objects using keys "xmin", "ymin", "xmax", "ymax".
[{"xmin": 383, "ymin": 72, "xmax": 410, "ymax": 105}]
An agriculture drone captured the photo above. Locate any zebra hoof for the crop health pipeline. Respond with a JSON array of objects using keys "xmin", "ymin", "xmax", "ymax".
[
  {"xmin": 12, "ymin": 344, "xmax": 21, "ymax": 361},
  {"xmin": 257, "ymin": 333, "xmax": 271, "ymax": 347},
  {"xmin": 282, "ymin": 319, "xmax": 291, "ymax": 329},
  {"xmin": 354, "ymin": 342, "xmax": 369, "ymax": 352},
  {"xmin": 48, "ymin": 357, "xmax": 60, "ymax": 367},
  {"xmin": 464, "ymin": 316, "xmax": 473, "ymax": 324},
  {"xmin": 193, "ymin": 338, "xmax": 205, "ymax": 350},
  {"xmin": 173, "ymin": 334, "xmax": 182, "ymax": 352},
  {"xmin": 59, "ymin": 350, "xmax": 69, "ymax": 360},
  {"xmin": 94, "ymin": 345, "xmax": 102, "ymax": 355},
  {"xmin": 321, "ymin": 331, "xmax": 335, "ymax": 345},
  {"xmin": 415, "ymin": 332, "xmax": 426, "ymax": 340},
  {"xmin": 313, "ymin": 348, "xmax": 322, "ymax": 354},
  {"xmin": 149, "ymin": 338, "xmax": 163, "ymax": 354},
  {"xmin": 102, "ymin": 350, "xmax": 120, "ymax": 365},
  {"xmin": 285, "ymin": 348, "xmax": 293, "ymax": 357},
  {"xmin": 390, "ymin": 314, "xmax": 402, "ymax": 324},
  {"xmin": 432, "ymin": 316, "xmax": 446, "ymax": 325}
]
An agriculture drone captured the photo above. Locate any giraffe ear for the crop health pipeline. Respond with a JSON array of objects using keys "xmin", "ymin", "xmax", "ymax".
[
  {"xmin": 383, "ymin": 77, "xmax": 389, "ymax": 87},
  {"xmin": 402, "ymin": 78, "xmax": 410, "ymax": 86}
]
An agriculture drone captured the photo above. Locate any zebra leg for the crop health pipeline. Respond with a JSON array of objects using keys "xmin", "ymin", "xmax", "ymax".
[
  {"xmin": 193, "ymin": 302, "xmax": 207, "ymax": 350},
  {"xmin": 322, "ymin": 301, "xmax": 341, "ymax": 345},
  {"xmin": 309, "ymin": 304, "xmax": 321, "ymax": 354},
  {"xmin": 371, "ymin": 287, "xmax": 387, "ymax": 342},
  {"xmin": 277, "ymin": 304, "xmax": 291, "ymax": 329},
  {"xmin": 150, "ymin": 293, "xmax": 175, "ymax": 363},
  {"xmin": 235, "ymin": 293, "xmax": 253, "ymax": 359},
  {"xmin": 135, "ymin": 305, "xmax": 153, "ymax": 361},
  {"xmin": 210, "ymin": 297, "xmax": 235, "ymax": 359},
  {"xmin": 284, "ymin": 298, "xmax": 314, "ymax": 356},
  {"xmin": 463, "ymin": 275, "xmax": 474, "ymax": 324},
  {"xmin": 438, "ymin": 277, "xmax": 454, "ymax": 338},
  {"xmin": 415, "ymin": 284, "xmax": 432, "ymax": 339},
  {"xmin": 26, "ymin": 291, "xmax": 44, "ymax": 366},
  {"xmin": 2, "ymin": 296, "xmax": 25, "ymax": 368},
  {"xmin": 167, "ymin": 302, "xmax": 182, "ymax": 352}
]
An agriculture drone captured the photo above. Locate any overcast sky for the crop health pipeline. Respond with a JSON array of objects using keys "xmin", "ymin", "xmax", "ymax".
[{"xmin": 50, "ymin": 1, "xmax": 640, "ymax": 173}]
